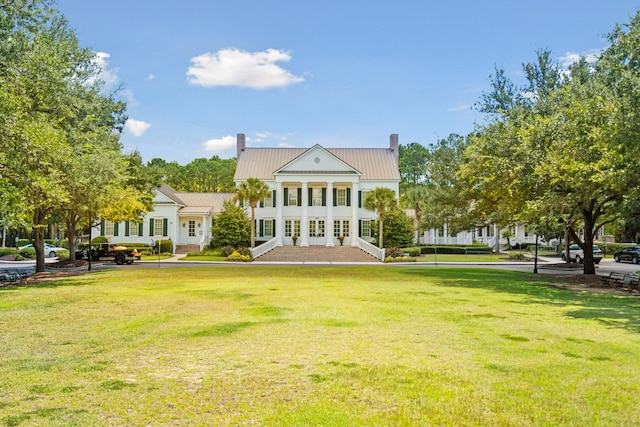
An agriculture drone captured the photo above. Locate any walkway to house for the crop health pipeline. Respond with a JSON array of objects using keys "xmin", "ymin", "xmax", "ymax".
[{"xmin": 254, "ymin": 246, "xmax": 381, "ymax": 263}]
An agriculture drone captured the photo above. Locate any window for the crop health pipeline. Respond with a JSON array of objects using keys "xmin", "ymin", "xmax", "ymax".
[
  {"xmin": 189, "ymin": 220, "xmax": 196, "ymax": 237},
  {"xmin": 293, "ymin": 220, "xmax": 300, "ymax": 237},
  {"xmin": 312, "ymin": 188, "xmax": 323, "ymax": 206},
  {"xmin": 104, "ymin": 221, "xmax": 114, "ymax": 235},
  {"xmin": 288, "ymin": 188, "xmax": 298, "ymax": 206},
  {"xmin": 318, "ymin": 220, "xmax": 325, "ymax": 237},
  {"xmin": 309, "ymin": 220, "xmax": 317, "ymax": 237},
  {"xmin": 154, "ymin": 219, "xmax": 164, "ymax": 236},
  {"xmin": 262, "ymin": 192, "xmax": 273, "ymax": 208},
  {"xmin": 263, "ymin": 220, "xmax": 273, "ymax": 237},
  {"xmin": 361, "ymin": 220, "xmax": 371, "ymax": 238},
  {"xmin": 129, "ymin": 221, "xmax": 139, "ymax": 236},
  {"xmin": 336, "ymin": 188, "xmax": 347, "ymax": 206},
  {"xmin": 334, "ymin": 220, "xmax": 350, "ymax": 237},
  {"xmin": 285, "ymin": 220, "xmax": 292, "ymax": 237}
]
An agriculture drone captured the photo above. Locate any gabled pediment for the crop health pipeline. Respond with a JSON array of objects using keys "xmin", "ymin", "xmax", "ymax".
[{"xmin": 274, "ymin": 144, "xmax": 360, "ymax": 175}]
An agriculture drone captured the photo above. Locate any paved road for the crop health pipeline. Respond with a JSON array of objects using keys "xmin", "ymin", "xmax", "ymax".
[{"xmin": 2, "ymin": 256, "xmax": 639, "ymax": 277}]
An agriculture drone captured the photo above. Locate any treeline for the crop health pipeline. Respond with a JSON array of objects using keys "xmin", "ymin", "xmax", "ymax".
[{"xmin": 145, "ymin": 156, "xmax": 236, "ymax": 193}]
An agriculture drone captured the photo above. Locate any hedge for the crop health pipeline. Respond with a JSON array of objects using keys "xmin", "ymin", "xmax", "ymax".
[{"xmin": 418, "ymin": 245, "xmax": 493, "ymax": 255}]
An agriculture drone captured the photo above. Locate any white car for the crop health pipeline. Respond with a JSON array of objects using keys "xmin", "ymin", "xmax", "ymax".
[
  {"xmin": 561, "ymin": 244, "xmax": 602, "ymax": 264},
  {"xmin": 18, "ymin": 243, "xmax": 67, "ymax": 258}
]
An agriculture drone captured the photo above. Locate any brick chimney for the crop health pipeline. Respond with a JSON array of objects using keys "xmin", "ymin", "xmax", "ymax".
[
  {"xmin": 389, "ymin": 134, "xmax": 399, "ymax": 163},
  {"xmin": 237, "ymin": 133, "xmax": 246, "ymax": 159}
]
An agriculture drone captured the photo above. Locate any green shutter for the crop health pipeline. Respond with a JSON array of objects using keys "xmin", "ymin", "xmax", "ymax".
[
  {"xmin": 114, "ymin": 223, "xmax": 119, "ymax": 236},
  {"xmin": 125, "ymin": 222, "xmax": 130, "ymax": 236},
  {"xmin": 272, "ymin": 190, "xmax": 277, "ymax": 208},
  {"xmin": 358, "ymin": 191, "xmax": 362, "ymax": 208},
  {"xmin": 333, "ymin": 188, "xmax": 337, "ymax": 206},
  {"xmin": 322, "ymin": 188, "xmax": 326, "ymax": 206},
  {"xmin": 308, "ymin": 188, "xmax": 313, "ymax": 206},
  {"xmin": 162, "ymin": 218, "xmax": 168, "ymax": 236},
  {"xmin": 259, "ymin": 219, "xmax": 264, "ymax": 237},
  {"xmin": 359, "ymin": 220, "xmax": 362, "ymax": 237},
  {"xmin": 347, "ymin": 188, "xmax": 351, "ymax": 206},
  {"xmin": 138, "ymin": 223, "xmax": 143, "ymax": 236},
  {"xmin": 272, "ymin": 219, "xmax": 276, "ymax": 237},
  {"xmin": 284, "ymin": 188, "xmax": 289, "ymax": 206},
  {"xmin": 100, "ymin": 221, "xmax": 105, "ymax": 236},
  {"xmin": 149, "ymin": 218, "xmax": 154, "ymax": 236},
  {"xmin": 297, "ymin": 188, "xmax": 302, "ymax": 206}
]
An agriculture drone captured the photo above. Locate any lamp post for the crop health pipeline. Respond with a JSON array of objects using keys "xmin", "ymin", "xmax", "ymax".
[{"xmin": 533, "ymin": 234, "xmax": 539, "ymax": 274}]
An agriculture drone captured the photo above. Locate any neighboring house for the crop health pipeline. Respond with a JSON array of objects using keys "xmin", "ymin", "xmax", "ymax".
[
  {"xmin": 91, "ymin": 184, "xmax": 234, "ymax": 252},
  {"xmin": 234, "ymin": 133, "xmax": 401, "ymax": 257}
]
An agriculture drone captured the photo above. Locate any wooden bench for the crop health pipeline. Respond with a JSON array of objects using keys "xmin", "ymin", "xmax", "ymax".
[
  {"xmin": 600, "ymin": 272, "xmax": 627, "ymax": 288},
  {"xmin": 600, "ymin": 272, "xmax": 640, "ymax": 289}
]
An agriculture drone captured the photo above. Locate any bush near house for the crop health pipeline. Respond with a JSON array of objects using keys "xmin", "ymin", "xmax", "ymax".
[
  {"xmin": 0, "ymin": 248, "xmax": 18, "ymax": 257},
  {"xmin": 226, "ymin": 251, "xmax": 252, "ymax": 262},
  {"xmin": 418, "ymin": 245, "xmax": 493, "ymax": 255}
]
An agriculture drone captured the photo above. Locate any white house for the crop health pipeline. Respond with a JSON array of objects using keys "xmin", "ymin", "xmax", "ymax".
[
  {"xmin": 91, "ymin": 184, "xmax": 234, "ymax": 253},
  {"xmin": 91, "ymin": 133, "xmax": 401, "ymax": 258},
  {"xmin": 234, "ymin": 133, "xmax": 401, "ymax": 258}
]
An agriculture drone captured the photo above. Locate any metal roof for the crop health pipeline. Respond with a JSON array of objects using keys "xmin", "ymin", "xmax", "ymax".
[
  {"xmin": 175, "ymin": 192, "xmax": 235, "ymax": 214},
  {"xmin": 234, "ymin": 147, "xmax": 400, "ymax": 181}
]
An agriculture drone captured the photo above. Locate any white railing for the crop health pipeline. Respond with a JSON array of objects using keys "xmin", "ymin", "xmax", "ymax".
[
  {"xmin": 250, "ymin": 238, "xmax": 278, "ymax": 260},
  {"xmin": 355, "ymin": 237, "xmax": 385, "ymax": 260}
]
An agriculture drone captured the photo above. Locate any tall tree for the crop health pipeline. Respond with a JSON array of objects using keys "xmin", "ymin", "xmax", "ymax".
[
  {"xmin": 235, "ymin": 177, "xmax": 271, "ymax": 248},
  {"xmin": 364, "ymin": 187, "xmax": 397, "ymax": 249},
  {"xmin": 398, "ymin": 142, "xmax": 429, "ymax": 191}
]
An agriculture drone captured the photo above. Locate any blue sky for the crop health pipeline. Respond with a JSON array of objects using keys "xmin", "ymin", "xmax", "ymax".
[{"xmin": 57, "ymin": 0, "xmax": 639, "ymax": 164}]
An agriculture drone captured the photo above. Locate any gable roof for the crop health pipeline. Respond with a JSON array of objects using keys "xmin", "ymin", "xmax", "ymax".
[
  {"xmin": 235, "ymin": 146, "xmax": 400, "ymax": 181},
  {"xmin": 175, "ymin": 192, "xmax": 234, "ymax": 214}
]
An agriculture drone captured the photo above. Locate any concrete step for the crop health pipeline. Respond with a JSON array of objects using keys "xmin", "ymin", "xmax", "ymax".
[
  {"xmin": 175, "ymin": 244, "xmax": 200, "ymax": 254},
  {"xmin": 255, "ymin": 246, "xmax": 381, "ymax": 263}
]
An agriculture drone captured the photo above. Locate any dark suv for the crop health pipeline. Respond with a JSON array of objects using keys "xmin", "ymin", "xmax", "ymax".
[{"xmin": 613, "ymin": 246, "xmax": 640, "ymax": 264}]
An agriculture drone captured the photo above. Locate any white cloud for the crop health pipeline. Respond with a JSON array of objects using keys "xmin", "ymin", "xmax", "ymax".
[
  {"xmin": 93, "ymin": 51, "xmax": 119, "ymax": 88},
  {"xmin": 186, "ymin": 48, "xmax": 305, "ymax": 89},
  {"xmin": 120, "ymin": 89, "xmax": 138, "ymax": 107},
  {"xmin": 146, "ymin": 73, "xmax": 155, "ymax": 80},
  {"xmin": 447, "ymin": 104, "xmax": 470, "ymax": 112},
  {"xmin": 559, "ymin": 49, "xmax": 602, "ymax": 68},
  {"xmin": 202, "ymin": 135, "xmax": 237, "ymax": 152},
  {"xmin": 125, "ymin": 119, "xmax": 151, "ymax": 137}
]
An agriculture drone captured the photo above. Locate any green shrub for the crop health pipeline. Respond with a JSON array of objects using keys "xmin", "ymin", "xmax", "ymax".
[
  {"xmin": 159, "ymin": 240, "xmax": 173, "ymax": 254},
  {"xmin": 16, "ymin": 239, "xmax": 30, "ymax": 248},
  {"xmin": 384, "ymin": 256, "xmax": 416, "ymax": 263},
  {"xmin": 19, "ymin": 247, "xmax": 36, "ymax": 258},
  {"xmin": 509, "ymin": 252, "xmax": 528, "ymax": 260},
  {"xmin": 385, "ymin": 247, "xmax": 404, "ymax": 258},
  {"xmin": 92, "ymin": 236, "xmax": 108, "ymax": 244},
  {"xmin": 226, "ymin": 251, "xmax": 251, "ymax": 262},
  {"xmin": 0, "ymin": 248, "xmax": 18, "ymax": 257},
  {"xmin": 220, "ymin": 246, "xmax": 235, "ymax": 257},
  {"xmin": 236, "ymin": 247, "xmax": 252, "ymax": 257},
  {"xmin": 402, "ymin": 247, "xmax": 421, "ymax": 257}
]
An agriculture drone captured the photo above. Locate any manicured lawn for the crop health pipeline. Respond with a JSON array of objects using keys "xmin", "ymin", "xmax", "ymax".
[
  {"xmin": 415, "ymin": 253, "xmax": 510, "ymax": 262},
  {"xmin": 1, "ymin": 266, "xmax": 639, "ymax": 425}
]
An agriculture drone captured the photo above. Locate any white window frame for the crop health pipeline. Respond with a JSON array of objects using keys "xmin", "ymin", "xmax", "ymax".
[{"xmin": 336, "ymin": 188, "xmax": 347, "ymax": 206}]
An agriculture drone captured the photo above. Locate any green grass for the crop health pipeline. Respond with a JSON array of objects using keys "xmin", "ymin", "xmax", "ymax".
[
  {"xmin": 1, "ymin": 266, "xmax": 639, "ymax": 425},
  {"xmin": 416, "ymin": 253, "xmax": 510, "ymax": 262}
]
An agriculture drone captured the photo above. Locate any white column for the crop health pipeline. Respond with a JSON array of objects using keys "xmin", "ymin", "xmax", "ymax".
[
  {"xmin": 301, "ymin": 182, "xmax": 309, "ymax": 247},
  {"xmin": 351, "ymin": 182, "xmax": 359, "ymax": 247},
  {"xmin": 326, "ymin": 182, "xmax": 334, "ymax": 247},
  {"xmin": 276, "ymin": 182, "xmax": 283, "ymax": 246}
]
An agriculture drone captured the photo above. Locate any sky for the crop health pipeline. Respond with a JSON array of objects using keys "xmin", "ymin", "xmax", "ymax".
[{"xmin": 56, "ymin": 0, "xmax": 639, "ymax": 164}]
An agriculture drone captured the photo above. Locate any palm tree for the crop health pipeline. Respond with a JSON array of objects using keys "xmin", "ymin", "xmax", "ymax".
[
  {"xmin": 364, "ymin": 187, "xmax": 397, "ymax": 249},
  {"xmin": 236, "ymin": 177, "xmax": 271, "ymax": 248}
]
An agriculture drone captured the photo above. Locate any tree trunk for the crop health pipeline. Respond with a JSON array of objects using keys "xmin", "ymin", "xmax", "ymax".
[
  {"xmin": 581, "ymin": 212, "xmax": 596, "ymax": 275},
  {"xmin": 250, "ymin": 205, "xmax": 256, "ymax": 248},
  {"xmin": 378, "ymin": 213, "xmax": 384, "ymax": 249},
  {"xmin": 34, "ymin": 225, "xmax": 46, "ymax": 273},
  {"xmin": 66, "ymin": 216, "xmax": 77, "ymax": 262}
]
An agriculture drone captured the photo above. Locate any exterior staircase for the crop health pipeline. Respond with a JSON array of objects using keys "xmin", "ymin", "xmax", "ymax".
[
  {"xmin": 175, "ymin": 244, "xmax": 200, "ymax": 254},
  {"xmin": 254, "ymin": 246, "xmax": 381, "ymax": 263}
]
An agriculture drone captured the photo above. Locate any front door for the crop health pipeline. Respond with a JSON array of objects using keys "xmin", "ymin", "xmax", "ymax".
[{"xmin": 308, "ymin": 219, "xmax": 326, "ymax": 246}]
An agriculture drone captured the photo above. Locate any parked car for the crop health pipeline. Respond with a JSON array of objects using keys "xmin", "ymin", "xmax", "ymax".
[
  {"xmin": 613, "ymin": 246, "xmax": 640, "ymax": 264},
  {"xmin": 76, "ymin": 243, "xmax": 141, "ymax": 265},
  {"xmin": 561, "ymin": 244, "xmax": 602, "ymax": 264},
  {"xmin": 18, "ymin": 243, "xmax": 67, "ymax": 258}
]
